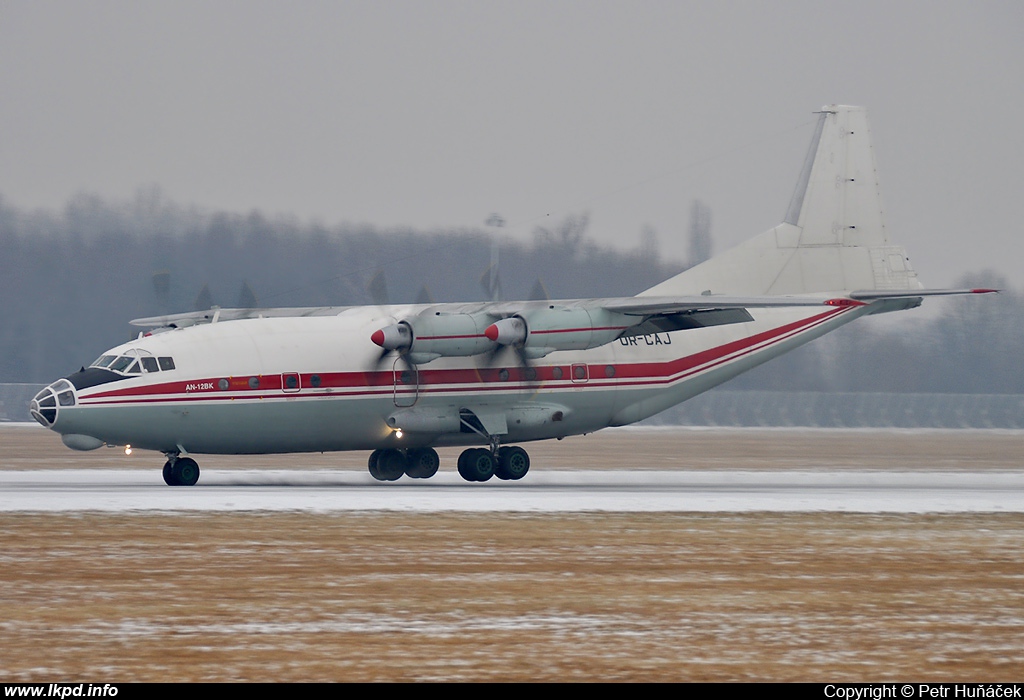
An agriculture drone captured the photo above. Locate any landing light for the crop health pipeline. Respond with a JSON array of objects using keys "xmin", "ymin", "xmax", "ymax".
[
  {"xmin": 124, "ymin": 445, "xmax": 133, "ymax": 456},
  {"xmin": 394, "ymin": 429, "xmax": 404, "ymax": 439}
]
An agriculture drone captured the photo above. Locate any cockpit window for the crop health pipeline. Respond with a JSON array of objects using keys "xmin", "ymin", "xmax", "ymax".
[
  {"xmin": 108, "ymin": 356, "xmax": 134, "ymax": 372},
  {"xmin": 89, "ymin": 353, "xmax": 176, "ymax": 375}
]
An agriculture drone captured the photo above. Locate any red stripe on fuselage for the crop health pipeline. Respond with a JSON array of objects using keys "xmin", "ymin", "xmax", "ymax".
[{"xmin": 78, "ymin": 308, "xmax": 844, "ymax": 406}]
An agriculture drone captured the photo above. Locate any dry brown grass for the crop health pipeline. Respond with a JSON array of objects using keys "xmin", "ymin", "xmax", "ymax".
[{"xmin": 1, "ymin": 512, "xmax": 1022, "ymax": 682}]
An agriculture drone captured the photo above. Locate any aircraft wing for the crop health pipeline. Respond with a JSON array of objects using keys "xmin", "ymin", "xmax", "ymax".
[
  {"xmin": 599, "ymin": 288, "xmax": 997, "ymax": 326},
  {"xmin": 130, "ymin": 306, "xmax": 347, "ymax": 328},
  {"xmin": 130, "ymin": 289, "xmax": 997, "ymax": 330},
  {"xmin": 599, "ymin": 294, "xmax": 839, "ymax": 316}
]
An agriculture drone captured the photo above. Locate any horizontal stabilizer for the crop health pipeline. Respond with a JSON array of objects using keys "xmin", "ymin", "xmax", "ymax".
[{"xmin": 849, "ymin": 288, "xmax": 998, "ymax": 300}]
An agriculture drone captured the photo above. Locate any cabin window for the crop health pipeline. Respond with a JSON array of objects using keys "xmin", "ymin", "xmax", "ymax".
[
  {"xmin": 552, "ymin": 367, "xmax": 564, "ymax": 380},
  {"xmin": 249, "ymin": 376, "xmax": 260, "ymax": 389},
  {"xmin": 158, "ymin": 357, "xmax": 175, "ymax": 371},
  {"xmin": 141, "ymin": 357, "xmax": 159, "ymax": 373},
  {"xmin": 310, "ymin": 375, "xmax": 322, "ymax": 388}
]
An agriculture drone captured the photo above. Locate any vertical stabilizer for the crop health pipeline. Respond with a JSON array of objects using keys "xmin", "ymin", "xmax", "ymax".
[{"xmin": 641, "ymin": 105, "xmax": 923, "ymax": 297}]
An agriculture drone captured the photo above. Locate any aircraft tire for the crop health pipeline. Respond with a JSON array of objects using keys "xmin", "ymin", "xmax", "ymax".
[
  {"xmin": 171, "ymin": 457, "xmax": 200, "ymax": 486},
  {"xmin": 458, "ymin": 448, "xmax": 495, "ymax": 482},
  {"xmin": 162, "ymin": 460, "xmax": 178, "ymax": 486},
  {"xmin": 496, "ymin": 446, "xmax": 530, "ymax": 481},
  {"xmin": 405, "ymin": 448, "xmax": 440, "ymax": 479},
  {"xmin": 376, "ymin": 449, "xmax": 407, "ymax": 481},
  {"xmin": 368, "ymin": 450, "xmax": 383, "ymax": 480}
]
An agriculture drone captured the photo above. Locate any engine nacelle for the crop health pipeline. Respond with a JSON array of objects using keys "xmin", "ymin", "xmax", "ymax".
[
  {"xmin": 371, "ymin": 323, "xmax": 412, "ymax": 351},
  {"xmin": 371, "ymin": 312, "xmax": 496, "ymax": 362},
  {"xmin": 485, "ymin": 307, "xmax": 632, "ymax": 357}
]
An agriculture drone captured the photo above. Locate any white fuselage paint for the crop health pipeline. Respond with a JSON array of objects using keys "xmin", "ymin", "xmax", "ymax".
[{"xmin": 44, "ymin": 302, "xmax": 867, "ymax": 456}]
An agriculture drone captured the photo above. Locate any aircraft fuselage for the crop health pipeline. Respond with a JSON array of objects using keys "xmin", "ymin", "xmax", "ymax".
[{"xmin": 35, "ymin": 301, "xmax": 867, "ymax": 456}]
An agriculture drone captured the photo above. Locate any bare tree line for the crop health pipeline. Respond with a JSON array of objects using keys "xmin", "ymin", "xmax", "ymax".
[{"xmin": 1, "ymin": 190, "xmax": 1017, "ymax": 394}]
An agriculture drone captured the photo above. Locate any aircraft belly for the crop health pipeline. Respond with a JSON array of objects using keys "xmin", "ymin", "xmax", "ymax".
[{"xmin": 56, "ymin": 398, "xmax": 389, "ymax": 454}]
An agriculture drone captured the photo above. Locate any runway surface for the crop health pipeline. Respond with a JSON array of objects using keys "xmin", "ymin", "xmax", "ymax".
[
  {"xmin": 3, "ymin": 424, "xmax": 1023, "ymax": 513},
  {"xmin": 3, "ymin": 467, "xmax": 1023, "ymax": 512}
]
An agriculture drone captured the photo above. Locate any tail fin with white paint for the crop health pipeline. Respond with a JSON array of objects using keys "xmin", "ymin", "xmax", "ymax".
[{"xmin": 641, "ymin": 105, "xmax": 923, "ymax": 298}]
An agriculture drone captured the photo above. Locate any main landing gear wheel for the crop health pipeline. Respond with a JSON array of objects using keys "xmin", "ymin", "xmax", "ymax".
[
  {"xmin": 368, "ymin": 448, "xmax": 441, "ymax": 481},
  {"xmin": 405, "ymin": 448, "xmax": 440, "ymax": 479},
  {"xmin": 368, "ymin": 449, "xmax": 406, "ymax": 481},
  {"xmin": 496, "ymin": 446, "xmax": 530, "ymax": 481},
  {"xmin": 163, "ymin": 457, "xmax": 200, "ymax": 486},
  {"xmin": 457, "ymin": 448, "xmax": 496, "ymax": 482}
]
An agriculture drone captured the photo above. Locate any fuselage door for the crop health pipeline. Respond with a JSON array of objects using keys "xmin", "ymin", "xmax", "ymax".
[{"xmin": 393, "ymin": 360, "xmax": 419, "ymax": 407}]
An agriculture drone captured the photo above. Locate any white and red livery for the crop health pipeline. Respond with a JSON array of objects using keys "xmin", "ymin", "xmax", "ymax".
[{"xmin": 30, "ymin": 106, "xmax": 994, "ymax": 485}]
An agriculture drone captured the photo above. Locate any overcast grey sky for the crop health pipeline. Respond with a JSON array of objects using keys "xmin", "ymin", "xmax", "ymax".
[{"xmin": 2, "ymin": 0, "xmax": 1022, "ymax": 288}]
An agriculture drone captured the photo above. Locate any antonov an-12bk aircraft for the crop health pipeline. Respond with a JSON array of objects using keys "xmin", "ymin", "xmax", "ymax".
[{"xmin": 31, "ymin": 106, "xmax": 993, "ymax": 485}]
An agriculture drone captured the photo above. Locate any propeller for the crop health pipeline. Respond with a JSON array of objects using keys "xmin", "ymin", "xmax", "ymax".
[
  {"xmin": 366, "ymin": 271, "xmax": 437, "ymax": 378},
  {"xmin": 151, "ymin": 271, "xmax": 171, "ymax": 315},
  {"xmin": 480, "ymin": 315, "xmax": 538, "ymax": 379},
  {"xmin": 415, "ymin": 284, "xmax": 434, "ymax": 305},
  {"xmin": 367, "ymin": 269, "xmax": 389, "ymax": 306},
  {"xmin": 528, "ymin": 277, "xmax": 549, "ymax": 302},
  {"xmin": 482, "ymin": 278, "xmax": 548, "ymax": 378},
  {"xmin": 193, "ymin": 284, "xmax": 214, "ymax": 312},
  {"xmin": 236, "ymin": 280, "xmax": 258, "ymax": 309}
]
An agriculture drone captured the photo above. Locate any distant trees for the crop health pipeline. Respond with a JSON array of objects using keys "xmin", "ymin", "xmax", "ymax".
[
  {"xmin": 687, "ymin": 199, "xmax": 712, "ymax": 266},
  {"xmin": 0, "ymin": 194, "xmax": 682, "ymax": 382},
  {"xmin": 728, "ymin": 271, "xmax": 1023, "ymax": 395},
  {"xmin": 0, "ymin": 190, "xmax": 1017, "ymax": 396}
]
